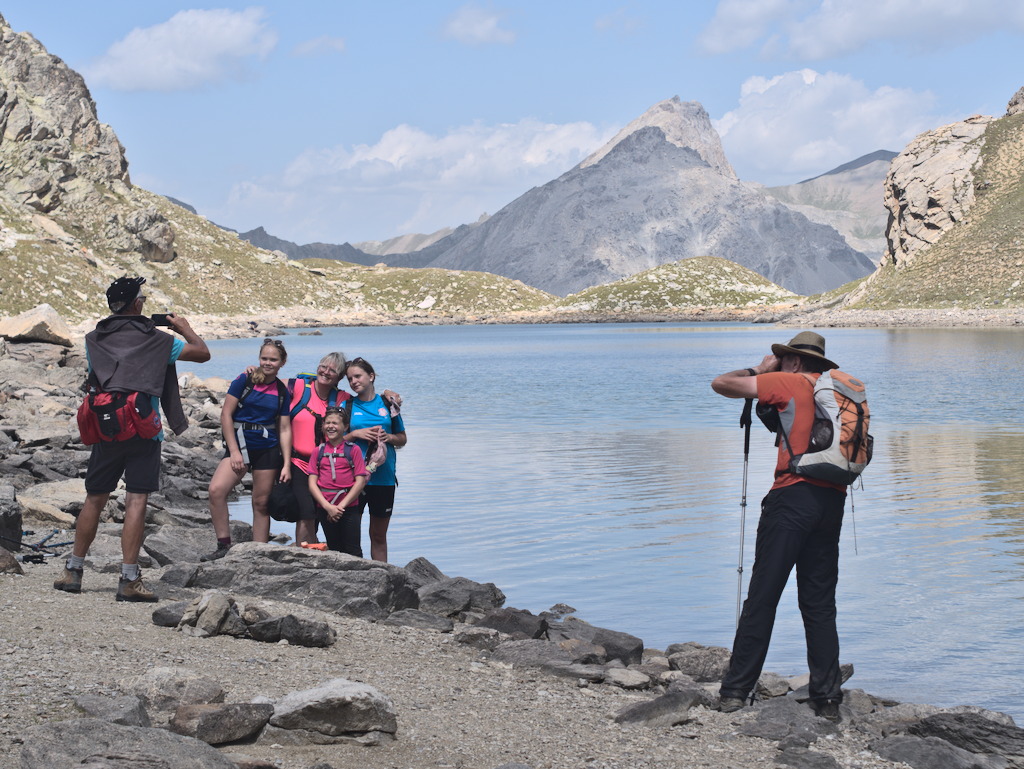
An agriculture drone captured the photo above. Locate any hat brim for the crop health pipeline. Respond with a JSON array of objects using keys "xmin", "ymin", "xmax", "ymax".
[{"xmin": 771, "ymin": 343, "xmax": 838, "ymax": 370}]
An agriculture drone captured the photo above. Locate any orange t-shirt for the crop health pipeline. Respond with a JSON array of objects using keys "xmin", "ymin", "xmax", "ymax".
[{"xmin": 756, "ymin": 372, "xmax": 845, "ymax": 492}]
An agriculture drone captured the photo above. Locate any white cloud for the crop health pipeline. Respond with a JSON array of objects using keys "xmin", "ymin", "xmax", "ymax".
[
  {"xmin": 292, "ymin": 35, "xmax": 346, "ymax": 57},
  {"xmin": 87, "ymin": 8, "xmax": 277, "ymax": 91},
  {"xmin": 222, "ymin": 119, "xmax": 612, "ymax": 242},
  {"xmin": 714, "ymin": 69, "xmax": 943, "ymax": 184},
  {"xmin": 699, "ymin": 0, "xmax": 1024, "ymax": 59},
  {"xmin": 442, "ymin": 4, "xmax": 516, "ymax": 45}
]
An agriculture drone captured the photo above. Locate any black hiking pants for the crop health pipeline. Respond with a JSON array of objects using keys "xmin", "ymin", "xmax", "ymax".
[{"xmin": 720, "ymin": 481, "xmax": 846, "ymax": 704}]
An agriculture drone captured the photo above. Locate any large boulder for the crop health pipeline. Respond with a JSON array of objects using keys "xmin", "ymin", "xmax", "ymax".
[
  {"xmin": 417, "ymin": 575, "xmax": 506, "ymax": 618},
  {"xmin": 548, "ymin": 616, "xmax": 643, "ymax": 666},
  {"xmin": 127, "ymin": 667, "xmax": 225, "ymax": 713},
  {"xmin": 266, "ymin": 678, "xmax": 397, "ymax": 745},
  {"xmin": 0, "ymin": 304, "xmax": 72, "ymax": 346},
  {"xmin": 20, "ymin": 718, "xmax": 236, "ymax": 769},
  {"xmin": 170, "ymin": 543, "xmax": 418, "ymax": 613}
]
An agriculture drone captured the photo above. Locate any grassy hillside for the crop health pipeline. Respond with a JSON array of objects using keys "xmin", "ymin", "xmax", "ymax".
[
  {"xmin": 556, "ymin": 256, "xmax": 798, "ymax": 312},
  {"xmin": 849, "ymin": 112, "xmax": 1024, "ymax": 309}
]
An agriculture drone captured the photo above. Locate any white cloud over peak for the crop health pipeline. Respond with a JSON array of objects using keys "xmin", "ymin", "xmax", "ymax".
[
  {"xmin": 443, "ymin": 4, "xmax": 516, "ymax": 45},
  {"xmin": 225, "ymin": 118, "xmax": 610, "ymax": 242},
  {"xmin": 87, "ymin": 8, "xmax": 277, "ymax": 91},
  {"xmin": 699, "ymin": 0, "xmax": 1024, "ymax": 59},
  {"xmin": 292, "ymin": 35, "xmax": 346, "ymax": 57},
  {"xmin": 715, "ymin": 69, "xmax": 941, "ymax": 184}
]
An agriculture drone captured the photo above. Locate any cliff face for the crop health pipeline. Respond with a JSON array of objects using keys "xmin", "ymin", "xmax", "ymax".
[
  {"xmin": 846, "ymin": 88, "xmax": 1024, "ymax": 308},
  {"xmin": 0, "ymin": 13, "xmax": 178, "ymax": 264},
  {"xmin": 402, "ymin": 99, "xmax": 873, "ymax": 296}
]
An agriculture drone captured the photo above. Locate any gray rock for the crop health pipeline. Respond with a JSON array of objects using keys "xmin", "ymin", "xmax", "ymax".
[
  {"xmin": 0, "ymin": 484, "xmax": 22, "ymax": 553},
  {"xmin": 0, "ymin": 547, "xmax": 23, "ymax": 574},
  {"xmin": 248, "ymin": 615, "xmax": 336, "ymax": 647},
  {"xmin": 128, "ymin": 667, "xmax": 225, "ymax": 712},
  {"xmin": 736, "ymin": 696, "xmax": 839, "ymax": 743},
  {"xmin": 177, "ymin": 590, "xmax": 236, "ymax": 637},
  {"xmin": 541, "ymin": 662, "xmax": 606, "ymax": 682},
  {"xmin": 910, "ymin": 712, "xmax": 1024, "ymax": 764},
  {"xmin": 554, "ymin": 637, "xmax": 607, "ymax": 664},
  {"xmin": 185, "ymin": 543, "xmax": 418, "ymax": 614},
  {"xmin": 757, "ymin": 671, "xmax": 793, "ymax": 698},
  {"xmin": 790, "ymin": 663, "xmax": 855, "ymax": 701},
  {"xmin": 454, "ymin": 625, "xmax": 502, "ymax": 651},
  {"xmin": 150, "ymin": 597, "xmax": 192, "ymax": 626},
  {"xmin": 418, "ymin": 575, "xmax": 505, "ymax": 618},
  {"xmin": 402, "ymin": 555, "xmax": 448, "ymax": 590},
  {"xmin": 19, "ymin": 718, "xmax": 236, "ymax": 769},
  {"xmin": 490, "ymin": 638, "xmax": 574, "ymax": 670},
  {"xmin": 614, "ymin": 690, "xmax": 701, "ymax": 727},
  {"xmin": 337, "ymin": 596, "xmax": 388, "ymax": 621},
  {"xmin": 603, "ymin": 667, "xmax": 651, "ymax": 690},
  {"xmin": 269, "ymin": 678, "xmax": 397, "ymax": 737},
  {"xmin": 383, "ymin": 608, "xmax": 455, "ymax": 632},
  {"xmin": 548, "ymin": 617, "xmax": 643, "ymax": 666},
  {"xmin": 775, "ymin": 747, "xmax": 841, "ymax": 769},
  {"xmin": 666, "ymin": 641, "xmax": 730, "ymax": 682},
  {"xmin": 475, "ymin": 607, "xmax": 548, "ymax": 639},
  {"xmin": 0, "ymin": 304, "xmax": 72, "ymax": 346},
  {"xmin": 73, "ymin": 694, "xmax": 151, "ymax": 727},
  {"xmin": 169, "ymin": 702, "xmax": 274, "ymax": 745},
  {"xmin": 872, "ymin": 735, "xmax": 1009, "ymax": 769}
]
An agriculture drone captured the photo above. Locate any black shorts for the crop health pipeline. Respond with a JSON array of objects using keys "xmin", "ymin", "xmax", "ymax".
[
  {"xmin": 290, "ymin": 463, "xmax": 317, "ymax": 521},
  {"xmin": 85, "ymin": 437, "xmax": 161, "ymax": 495},
  {"xmin": 360, "ymin": 484, "xmax": 395, "ymax": 519},
  {"xmin": 222, "ymin": 445, "xmax": 283, "ymax": 471}
]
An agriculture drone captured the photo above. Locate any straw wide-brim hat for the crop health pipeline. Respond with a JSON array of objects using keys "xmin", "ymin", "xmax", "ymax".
[{"xmin": 771, "ymin": 331, "xmax": 838, "ymax": 370}]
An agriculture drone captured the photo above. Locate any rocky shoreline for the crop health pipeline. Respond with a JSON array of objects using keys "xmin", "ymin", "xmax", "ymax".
[
  {"xmin": 2, "ymin": 324, "xmax": 1024, "ymax": 769},
  {"xmin": 60, "ymin": 304, "xmax": 1024, "ymax": 345}
]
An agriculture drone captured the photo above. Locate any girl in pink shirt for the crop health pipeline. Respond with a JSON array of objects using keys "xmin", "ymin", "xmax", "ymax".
[{"xmin": 308, "ymin": 407, "xmax": 368, "ymax": 555}]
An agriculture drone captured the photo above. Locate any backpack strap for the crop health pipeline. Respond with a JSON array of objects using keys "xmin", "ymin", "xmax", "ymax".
[
  {"xmin": 288, "ymin": 375, "xmax": 313, "ymax": 417},
  {"xmin": 343, "ymin": 441, "xmax": 355, "ymax": 471},
  {"xmin": 235, "ymin": 373, "xmax": 255, "ymax": 412},
  {"xmin": 273, "ymin": 379, "xmax": 288, "ymax": 417}
]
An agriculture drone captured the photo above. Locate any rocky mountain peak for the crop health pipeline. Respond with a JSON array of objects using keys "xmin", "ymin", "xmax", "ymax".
[
  {"xmin": 0, "ymin": 12, "xmax": 177, "ymax": 264},
  {"xmin": 580, "ymin": 96, "xmax": 736, "ymax": 178}
]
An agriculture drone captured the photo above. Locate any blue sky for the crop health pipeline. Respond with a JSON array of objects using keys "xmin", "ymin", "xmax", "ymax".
[{"xmin": 3, "ymin": 2, "xmax": 1022, "ymax": 245}]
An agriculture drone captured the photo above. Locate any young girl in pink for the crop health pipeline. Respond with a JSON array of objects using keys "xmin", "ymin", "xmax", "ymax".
[{"xmin": 308, "ymin": 407, "xmax": 368, "ymax": 556}]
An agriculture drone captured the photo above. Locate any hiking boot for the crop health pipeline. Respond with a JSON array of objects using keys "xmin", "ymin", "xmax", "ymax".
[
  {"xmin": 116, "ymin": 573, "xmax": 158, "ymax": 603},
  {"xmin": 53, "ymin": 566, "xmax": 83, "ymax": 593},
  {"xmin": 718, "ymin": 697, "xmax": 746, "ymax": 713},
  {"xmin": 812, "ymin": 699, "xmax": 841, "ymax": 723},
  {"xmin": 200, "ymin": 544, "xmax": 231, "ymax": 562}
]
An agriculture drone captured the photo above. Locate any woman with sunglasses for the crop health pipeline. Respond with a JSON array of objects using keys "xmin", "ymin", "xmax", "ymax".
[
  {"xmin": 344, "ymin": 357, "xmax": 407, "ymax": 562},
  {"xmin": 285, "ymin": 352, "xmax": 403, "ymax": 547}
]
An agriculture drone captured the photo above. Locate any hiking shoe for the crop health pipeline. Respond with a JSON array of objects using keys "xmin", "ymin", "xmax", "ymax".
[
  {"xmin": 718, "ymin": 697, "xmax": 746, "ymax": 713},
  {"xmin": 116, "ymin": 574, "xmax": 158, "ymax": 603},
  {"xmin": 200, "ymin": 544, "xmax": 231, "ymax": 562},
  {"xmin": 53, "ymin": 566, "xmax": 83, "ymax": 593},
  {"xmin": 812, "ymin": 699, "xmax": 841, "ymax": 723}
]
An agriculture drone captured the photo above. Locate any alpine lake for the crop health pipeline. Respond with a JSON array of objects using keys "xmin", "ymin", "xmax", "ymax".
[{"xmin": 177, "ymin": 322, "xmax": 1024, "ymax": 722}]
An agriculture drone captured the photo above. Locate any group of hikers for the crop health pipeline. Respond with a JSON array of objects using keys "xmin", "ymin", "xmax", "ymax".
[
  {"xmin": 204, "ymin": 339, "xmax": 406, "ymax": 563},
  {"xmin": 54, "ymin": 276, "xmax": 407, "ymax": 600},
  {"xmin": 53, "ymin": 275, "xmax": 867, "ymax": 724}
]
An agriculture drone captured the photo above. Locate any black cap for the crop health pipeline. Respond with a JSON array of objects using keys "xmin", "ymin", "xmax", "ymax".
[{"xmin": 106, "ymin": 276, "xmax": 146, "ymax": 312}]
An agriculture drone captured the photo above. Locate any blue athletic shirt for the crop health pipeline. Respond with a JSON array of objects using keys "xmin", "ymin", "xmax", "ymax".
[
  {"xmin": 348, "ymin": 394, "xmax": 406, "ymax": 486},
  {"xmin": 227, "ymin": 373, "xmax": 290, "ymax": 451}
]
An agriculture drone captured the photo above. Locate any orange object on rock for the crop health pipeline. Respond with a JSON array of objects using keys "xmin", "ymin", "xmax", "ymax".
[{"xmin": 300, "ymin": 542, "xmax": 327, "ymax": 550}]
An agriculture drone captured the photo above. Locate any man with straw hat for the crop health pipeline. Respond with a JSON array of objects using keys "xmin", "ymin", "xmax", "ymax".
[{"xmin": 710, "ymin": 331, "xmax": 847, "ymax": 722}]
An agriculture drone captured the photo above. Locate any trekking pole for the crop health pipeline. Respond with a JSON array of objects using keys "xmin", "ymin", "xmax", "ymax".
[{"xmin": 736, "ymin": 398, "xmax": 753, "ymax": 630}]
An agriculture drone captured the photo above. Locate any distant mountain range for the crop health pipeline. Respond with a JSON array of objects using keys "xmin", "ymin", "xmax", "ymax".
[{"xmin": 238, "ymin": 98, "xmax": 878, "ymax": 296}]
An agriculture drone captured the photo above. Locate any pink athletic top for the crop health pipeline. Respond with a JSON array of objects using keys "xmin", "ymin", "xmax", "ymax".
[{"xmin": 313, "ymin": 441, "xmax": 368, "ymax": 492}]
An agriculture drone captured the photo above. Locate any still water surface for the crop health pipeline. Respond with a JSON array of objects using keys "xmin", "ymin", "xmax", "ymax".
[{"xmin": 178, "ymin": 323, "xmax": 1024, "ymax": 721}]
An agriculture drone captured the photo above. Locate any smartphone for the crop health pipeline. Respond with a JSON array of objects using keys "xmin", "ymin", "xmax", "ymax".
[{"xmin": 150, "ymin": 313, "xmax": 172, "ymax": 327}]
